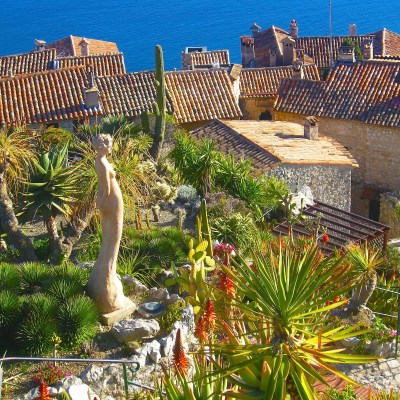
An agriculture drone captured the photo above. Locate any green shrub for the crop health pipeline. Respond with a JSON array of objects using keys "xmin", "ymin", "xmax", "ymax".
[
  {"xmin": 323, "ymin": 385, "xmax": 356, "ymax": 399},
  {"xmin": 57, "ymin": 295, "xmax": 99, "ymax": 348},
  {"xmin": 48, "ymin": 279, "xmax": 84, "ymax": 304},
  {"xmin": 0, "ymin": 290, "xmax": 22, "ymax": 348},
  {"xmin": 18, "ymin": 262, "xmax": 51, "ymax": 294},
  {"xmin": 0, "ymin": 263, "xmax": 19, "ymax": 291},
  {"xmin": 17, "ymin": 294, "xmax": 58, "ymax": 355},
  {"xmin": 157, "ymin": 299, "xmax": 185, "ymax": 334},
  {"xmin": 33, "ymin": 237, "xmax": 51, "ymax": 261}
]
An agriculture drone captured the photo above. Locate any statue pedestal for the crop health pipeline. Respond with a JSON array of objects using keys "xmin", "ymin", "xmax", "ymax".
[{"xmin": 100, "ymin": 298, "xmax": 136, "ymax": 326}]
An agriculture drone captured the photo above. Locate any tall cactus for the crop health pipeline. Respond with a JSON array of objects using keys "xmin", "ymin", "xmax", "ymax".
[
  {"xmin": 198, "ymin": 199, "xmax": 213, "ymax": 257},
  {"xmin": 150, "ymin": 44, "xmax": 166, "ymax": 163}
]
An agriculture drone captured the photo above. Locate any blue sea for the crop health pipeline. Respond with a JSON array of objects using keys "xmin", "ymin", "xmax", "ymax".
[{"xmin": 2, "ymin": 0, "xmax": 399, "ymax": 72}]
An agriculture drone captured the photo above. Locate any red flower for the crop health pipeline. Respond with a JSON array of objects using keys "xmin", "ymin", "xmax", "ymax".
[
  {"xmin": 204, "ymin": 298, "xmax": 216, "ymax": 332},
  {"xmin": 219, "ymin": 271, "xmax": 236, "ymax": 298},
  {"xmin": 194, "ymin": 316, "xmax": 207, "ymax": 343},
  {"xmin": 173, "ymin": 329, "xmax": 189, "ymax": 376},
  {"xmin": 325, "ymin": 301, "xmax": 331, "ymax": 306},
  {"xmin": 333, "ymin": 296, "xmax": 340, "ymax": 303},
  {"xmin": 322, "ymin": 234, "xmax": 329, "ymax": 244}
]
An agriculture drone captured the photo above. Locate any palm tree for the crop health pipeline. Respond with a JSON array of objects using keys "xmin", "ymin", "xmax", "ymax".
[{"xmin": 0, "ymin": 127, "xmax": 37, "ymax": 260}]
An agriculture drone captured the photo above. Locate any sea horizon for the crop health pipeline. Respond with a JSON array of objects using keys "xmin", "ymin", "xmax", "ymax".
[{"xmin": 2, "ymin": 0, "xmax": 399, "ymax": 72}]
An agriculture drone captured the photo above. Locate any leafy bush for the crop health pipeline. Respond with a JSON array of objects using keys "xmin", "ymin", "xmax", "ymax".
[
  {"xmin": 157, "ymin": 299, "xmax": 185, "ymax": 334},
  {"xmin": 323, "ymin": 385, "xmax": 356, "ymax": 400},
  {"xmin": 119, "ymin": 227, "xmax": 191, "ymax": 284},
  {"xmin": 33, "ymin": 238, "xmax": 51, "ymax": 261},
  {"xmin": 176, "ymin": 185, "xmax": 200, "ymax": 208},
  {"xmin": 18, "ymin": 262, "xmax": 51, "ymax": 294},
  {"xmin": 57, "ymin": 295, "xmax": 99, "ymax": 348}
]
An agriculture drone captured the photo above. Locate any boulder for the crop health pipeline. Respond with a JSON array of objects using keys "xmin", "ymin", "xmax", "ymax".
[
  {"xmin": 122, "ymin": 275, "xmax": 148, "ymax": 296},
  {"xmin": 147, "ymin": 287, "xmax": 170, "ymax": 301},
  {"xmin": 79, "ymin": 365, "xmax": 104, "ymax": 384},
  {"xmin": 111, "ymin": 319, "xmax": 160, "ymax": 343}
]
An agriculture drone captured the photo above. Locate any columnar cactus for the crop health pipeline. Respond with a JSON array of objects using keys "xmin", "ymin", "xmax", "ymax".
[{"xmin": 148, "ymin": 44, "xmax": 166, "ymax": 163}]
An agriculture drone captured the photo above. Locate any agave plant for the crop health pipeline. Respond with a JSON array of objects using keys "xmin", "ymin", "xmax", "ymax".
[{"xmin": 209, "ymin": 242, "xmax": 378, "ymax": 399}]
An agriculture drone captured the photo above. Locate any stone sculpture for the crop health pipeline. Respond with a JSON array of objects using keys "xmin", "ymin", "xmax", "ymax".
[{"xmin": 87, "ymin": 134, "xmax": 134, "ymax": 319}]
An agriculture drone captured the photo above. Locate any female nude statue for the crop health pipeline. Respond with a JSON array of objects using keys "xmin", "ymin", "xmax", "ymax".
[{"xmin": 87, "ymin": 134, "xmax": 128, "ymax": 313}]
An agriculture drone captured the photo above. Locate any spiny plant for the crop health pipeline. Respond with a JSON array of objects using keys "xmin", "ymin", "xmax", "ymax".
[
  {"xmin": 18, "ymin": 262, "xmax": 51, "ymax": 294},
  {"xmin": 0, "ymin": 263, "xmax": 19, "ymax": 291},
  {"xmin": 57, "ymin": 295, "xmax": 99, "ymax": 348},
  {"xmin": 0, "ymin": 290, "xmax": 22, "ymax": 349}
]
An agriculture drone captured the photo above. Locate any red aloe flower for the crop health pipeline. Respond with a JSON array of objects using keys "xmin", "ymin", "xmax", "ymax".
[
  {"xmin": 322, "ymin": 233, "xmax": 329, "ymax": 244},
  {"xmin": 173, "ymin": 328, "xmax": 189, "ymax": 376},
  {"xmin": 194, "ymin": 315, "xmax": 207, "ymax": 343},
  {"xmin": 219, "ymin": 271, "xmax": 236, "ymax": 298},
  {"xmin": 38, "ymin": 381, "xmax": 51, "ymax": 400},
  {"xmin": 204, "ymin": 298, "xmax": 216, "ymax": 332}
]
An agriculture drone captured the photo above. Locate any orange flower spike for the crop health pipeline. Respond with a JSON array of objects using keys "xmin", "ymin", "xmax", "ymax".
[
  {"xmin": 194, "ymin": 315, "xmax": 207, "ymax": 343},
  {"xmin": 38, "ymin": 381, "xmax": 51, "ymax": 400},
  {"xmin": 220, "ymin": 271, "xmax": 236, "ymax": 298},
  {"xmin": 173, "ymin": 328, "xmax": 189, "ymax": 376},
  {"xmin": 204, "ymin": 298, "xmax": 217, "ymax": 332},
  {"xmin": 322, "ymin": 233, "xmax": 329, "ymax": 244}
]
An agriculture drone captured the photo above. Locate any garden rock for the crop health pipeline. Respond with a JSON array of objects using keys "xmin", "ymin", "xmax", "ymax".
[
  {"xmin": 147, "ymin": 287, "xmax": 170, "ymax": 301},
  {"xmin": 181, "ymin": 305, "xmax": 195, "ymax": 332},
  {"xmin": 111, "ymin": 319, "xmax": 160, "ymax": 343},
  {"xmin": 76, "ymin": 261, "xmax": 95, "ymax": 270},
  {"xmin": 79, "ymin": 365, "xmax": 104, "ymax": 384},
  {"xmin": 147, "ymin": 339, "xmax": 162, "ymax": 363},
  {"xmin": 166, "ymin": 293, "xmax": 182, "ymax": 305},
  {"xmin": 56, "ymin": 376, "xmax": 98, "ymax": 400},
  {"xmin": 122, "ymin": 275, "xmax": 148, "ymax": 296},
  {"xmin": 340, "ymin": 337, "xmax": 360, "ymax": 348}
]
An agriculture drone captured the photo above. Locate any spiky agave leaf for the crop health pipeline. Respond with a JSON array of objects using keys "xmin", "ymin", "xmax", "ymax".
[{"xmin": 18, "ymin": 262, "xmax": 51, "ymax": 294}]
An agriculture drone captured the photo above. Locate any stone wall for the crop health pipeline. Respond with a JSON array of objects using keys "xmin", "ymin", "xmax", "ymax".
[
  {"xmin": 268, "ymin": 163, "xmax": 352, "ymax": 211},
  {"xmin": 275, "ymin": 111, "xmax": 400, "ymax": 191},
  {"xmin": 240, "ymin": 98, "xmax": 275, "ymax": 120},
  {"xmin": 380, "ymin": 191, "xmax": 400, "ymax": 239}
]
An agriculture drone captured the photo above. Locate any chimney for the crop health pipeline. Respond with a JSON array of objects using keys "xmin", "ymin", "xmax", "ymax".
[
  {"xmin": 34, "ymin": 39, "xmax": 46, "ymax": 52},
  {"xmin": 181, "ymin": 50, "xmax": 191, "ymax": 69},
  {"xmin": 241, "ymin": 36, "xmax": 255, "ymax": 67},
  {"xmin": 362, "ymin": 38, "xmax": 374, "ymax": 60},
  {"xmin": 79, "ymin": 38, "xmax": 90, "ymax": 56},
  {"xmin": 349, "ymin": 24, "xmax": 357, "ymax": 36},
  {"xmin": 250, "ymin": 22, "xmax": 261, "ymax": 37},
  {"xmin": 282, "ymin": 36, "xmax": 296, "ymax": 65},
  {"xmin": 304, "ymin": 116, "xmax": 318, "ymax": 140},
  {"xmin": 289, "ymin": 19, "xmax": 298, "ymax": 37},
  {"xmin": 338, "ymin": 44, "xmax": 355, "ymax": 63},
  {"xmin": 269, "ymin": 48, "xmax": 277, "ymax": 67},
  {"xmin": 84, "ymin": 71, "xmax": 99, "ymax": 108},
  {"xmin": 292, "ymin": 59, "xmax": 304, "ymax": 79}
]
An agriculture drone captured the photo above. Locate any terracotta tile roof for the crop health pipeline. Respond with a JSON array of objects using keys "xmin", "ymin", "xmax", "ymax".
[
  {"xmin": 97, "ymin": 71, "xmax": 173, "ymax": 117},
  {"xmin": 254, "ymin": 26, "xmax": 288, "ymax": 67},
  {"xmin": 97, "ymin": 69, "xmax": 240, "ymax": 123},
  {"xmin": 189, "ymin": 50, "xmax": 230, "ymax": 68},
  {"xmin": 46, "ymin": 35, "xmax": 119, "ymax": 56},
  {"xmin": 293, "ymin": 36, "xmax": 373, "ymax": 68},
  {"xmin": 191, "ymin": 120, "xmax": 279, "ymax": 174},
  {"xmin": 275, "ymin": 60, "xmax": 400, "ymax": 127},
  {"xmin": 221, "ymin": 120, "xmax": 356, "ymax": 167},
  {"xmin": 240, "ymin": 64, "xmax": 320, "ymax": 98},
  {"xmin": 0, "ymin": 66, "xmax": 102, "ymax": 126},
  {"xmin": 58, "ymin": 53, "xmax": 126, "ymax": 76},
  {"xmin": 369, "ymin": 28, "xmax": 400, "ymax": 57},
  {"xmin": 165, "ymin": 69, "xmax": 242, "ymax": 124},
  {"xmin": 0, "ymin": 49, "xmax": 57, "ymax": 77}
]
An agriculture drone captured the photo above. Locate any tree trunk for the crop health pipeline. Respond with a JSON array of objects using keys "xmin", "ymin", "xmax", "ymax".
[
  {"xmin": 58, "ymin": 204, "xmax": 96, "ymax": 263},
  {"xmin": 0, "ymin": 170, "xmax": 37, "ymax": 261},
  {"xmin": 347, "ymin": 273, "xmax": 377, "ymax": 312},
  {"xmin": 46, "ymin": 215, "xmax": 63, "ymax": 264}
]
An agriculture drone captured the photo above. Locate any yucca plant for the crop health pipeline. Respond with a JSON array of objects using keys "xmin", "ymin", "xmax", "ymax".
[
  {"xmin": 209, "ymin": 242, "xmax": 378, "ymax": 400},
  {"xmin": 346, "ymin": 242, "xmax": 386, "ymax": 313},
  {"xmin": 57, "ymin": 295, "xmax": 99, "ymax": 348},
  {"xmin": 47, "ymin": 279, "xmax": 85, "ymax": 304}
]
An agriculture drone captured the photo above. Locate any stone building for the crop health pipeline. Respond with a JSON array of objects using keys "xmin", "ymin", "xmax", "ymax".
[
  {"xmin": 274, "ymin": 58, "xmax": 400, "ymax": 219},
  {"xmin": 191, "ymin": 119, "xmax": 357, "ymax": 211},
  {"xmin": 241, "ymin": 20, "xmax": 400, "ymax": 74},
  {"xmin": 239, "ymin": 62, "xmax": 320, "ymax": 120},
  {"xmin": 181, "ymin": 47, "xmax": 230, "ymax": 70}
]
